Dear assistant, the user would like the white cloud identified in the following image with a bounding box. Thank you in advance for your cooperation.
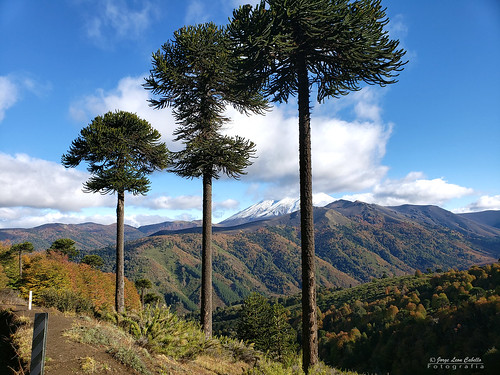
[69,75,178,149]
[352,88,382,122]
[460,195,500,212]
[224,104,391,197]
[72,76,392,200]
[341,172,475,207]
[185,0,209,25]
[144,195,202,210]
[0,208,119,229]
[0,153,114,212]
[81,0,156,46]
[0,74,52,122]
[0,76,19,121]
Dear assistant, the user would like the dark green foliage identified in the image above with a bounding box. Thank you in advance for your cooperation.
[212,264,500,374]
[144,22,267,119]
[229,1,406,370]
[135,278,153,306]
[169,134,256,180]
[10,241,34,279]
[317,264,500,374]
[229,0,407,104]
[144,21,265,181]
[144,293,161,305]
[48,238,79,260]
[10,242,34,255]
[81,254,104,269]
[62,110,169,313]
[145,22,266,337]
[62,110,169,195]
[238,293,297,362]
[37,287,94,314]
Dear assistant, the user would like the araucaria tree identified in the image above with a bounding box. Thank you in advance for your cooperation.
[48,238,79,260]
[62,110,169,313]
[11,241,34,279]
[144,22,267,338]
[229,0,406,371]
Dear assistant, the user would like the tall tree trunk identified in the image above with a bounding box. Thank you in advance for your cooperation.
[201,173,213,338]
[115,190,125,314]
[18,251,22,279]
[297,54,318,373]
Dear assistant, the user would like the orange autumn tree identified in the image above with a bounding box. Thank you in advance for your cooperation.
[20,252,140,311]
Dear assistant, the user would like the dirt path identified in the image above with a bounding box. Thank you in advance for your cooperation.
[1,289,251,375]
[0,289,140,374]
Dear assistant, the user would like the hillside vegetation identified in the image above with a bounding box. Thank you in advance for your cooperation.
[213,264,500,374]
[0,245,357,375]
[0,242,140,313]
[84,202,499,312]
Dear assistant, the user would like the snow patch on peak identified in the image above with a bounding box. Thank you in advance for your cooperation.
[313,192,336,207]
[221,193,336,226]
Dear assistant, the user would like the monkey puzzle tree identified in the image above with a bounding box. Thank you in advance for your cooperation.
[62,110,169,313]
[229,0,406,370]
[48,238,79,260]
[144,22,267,338]
[135,278,153,306]
[81,254,104,269]
[10,241,34,279]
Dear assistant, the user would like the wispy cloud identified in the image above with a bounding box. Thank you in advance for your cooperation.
[0,74,51,122]
[184,0,209,25]
[80,0,156,47]
[0,76,19,121]
[386,13,416,64]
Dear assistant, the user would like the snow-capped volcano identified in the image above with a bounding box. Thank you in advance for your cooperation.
[220,193,335,226]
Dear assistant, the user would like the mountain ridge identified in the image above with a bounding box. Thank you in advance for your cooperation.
[3,200,498,312]
[219,193,335,226]
[1,201,499,250]
[84,201,500,312]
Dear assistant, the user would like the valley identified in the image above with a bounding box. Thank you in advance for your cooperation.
[68,201,500,312]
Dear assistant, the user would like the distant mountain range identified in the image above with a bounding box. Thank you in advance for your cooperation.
[2,199,499,312]
[0,220,200,250]
[1,198,499,250]
[68,200,499,312]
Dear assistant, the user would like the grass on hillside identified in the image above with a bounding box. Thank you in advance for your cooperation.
[5,299,358,375]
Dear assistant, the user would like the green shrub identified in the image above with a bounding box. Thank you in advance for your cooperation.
[123,303,210,359]
[218,336,260,363]
[37,288,94,314]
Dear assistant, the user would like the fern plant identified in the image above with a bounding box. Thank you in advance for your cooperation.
[124,303,211,359]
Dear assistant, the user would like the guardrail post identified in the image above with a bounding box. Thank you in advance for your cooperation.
[30,312,48,375]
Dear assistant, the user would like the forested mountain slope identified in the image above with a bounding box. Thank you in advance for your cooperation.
[213,263,500,374]
[84,203,499,312]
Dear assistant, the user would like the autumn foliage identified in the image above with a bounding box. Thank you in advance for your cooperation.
[19,252,140,312]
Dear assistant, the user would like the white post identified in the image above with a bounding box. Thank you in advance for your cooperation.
[29,290,32,310]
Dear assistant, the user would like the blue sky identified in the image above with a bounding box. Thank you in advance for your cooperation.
[1,0,499,229]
